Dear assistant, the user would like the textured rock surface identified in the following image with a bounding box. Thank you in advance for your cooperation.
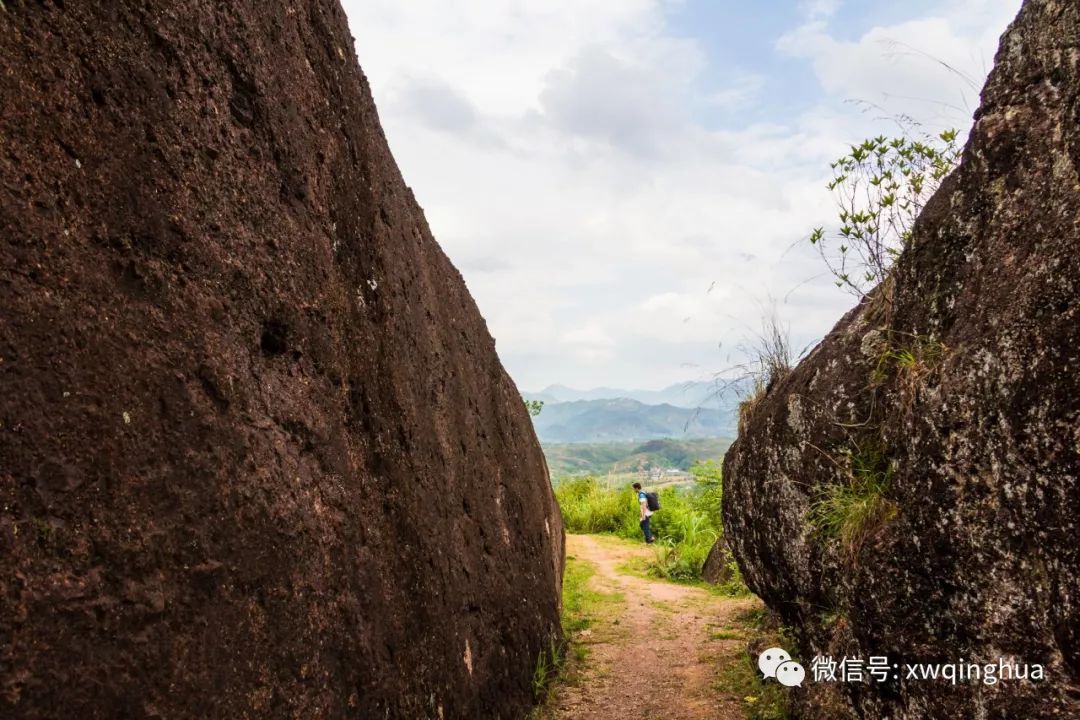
[721,1,1079,718]
[0,3,563,718]
[700,537,734,587]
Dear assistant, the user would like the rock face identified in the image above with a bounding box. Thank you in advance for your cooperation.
[700,538,734,587]
[721,2,1079,718]
[0,3,563,718]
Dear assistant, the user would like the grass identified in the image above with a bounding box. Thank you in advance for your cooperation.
[715,608,792,720]
[731,305,793,432]
[809,439,899,554]
[531,637,565,703]
[529,554,625,718]
[709,628,746,641]
[870,333,947,401]
[648,527,717,583]
[714,557,753,598]
[737,379,768,434]
[561,554,623,636]
[807,332,937,558]
[553,476,639,536]
[719,654,791,720]
[615,547,749,598]
[553,462,746,591]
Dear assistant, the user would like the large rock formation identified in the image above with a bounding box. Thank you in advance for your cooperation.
[0,3,563,718]
[721,1,1079,718]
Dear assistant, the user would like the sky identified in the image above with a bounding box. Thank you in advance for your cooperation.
[340,0,1021,392]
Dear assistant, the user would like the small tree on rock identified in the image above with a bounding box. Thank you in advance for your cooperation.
[811,129,960,296]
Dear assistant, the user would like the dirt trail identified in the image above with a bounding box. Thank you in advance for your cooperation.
[554,534,760,720]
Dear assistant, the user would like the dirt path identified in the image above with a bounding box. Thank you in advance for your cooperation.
[552,534,760,720]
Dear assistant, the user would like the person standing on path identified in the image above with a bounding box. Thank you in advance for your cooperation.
[633,482,655,543]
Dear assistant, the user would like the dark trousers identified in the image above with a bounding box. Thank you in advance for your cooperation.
[640,516,654,542]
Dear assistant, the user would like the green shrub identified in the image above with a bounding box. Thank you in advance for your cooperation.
[648,538,709,582]
[645,489,719,582]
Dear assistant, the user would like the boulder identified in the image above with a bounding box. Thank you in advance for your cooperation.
[701,536,734,586]
[0,2,563,718]
[721,1,1080,717]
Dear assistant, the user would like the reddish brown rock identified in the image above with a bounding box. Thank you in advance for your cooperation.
[0,2,563,718]
[700,537,734,586]
[721,1,1079,717]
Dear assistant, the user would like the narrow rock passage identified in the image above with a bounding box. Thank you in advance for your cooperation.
[554,534,759,720]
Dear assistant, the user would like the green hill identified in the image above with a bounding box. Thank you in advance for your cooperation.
[543,437,731,479]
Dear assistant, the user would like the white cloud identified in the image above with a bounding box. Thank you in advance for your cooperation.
[538,46,693,158]
[393,77,480,135]
[341,0,1020,391]
[778,0,1021,125]
[800,0,842,21]
[705,74,767,112]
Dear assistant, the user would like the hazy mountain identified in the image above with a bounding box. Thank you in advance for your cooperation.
[529,397,735,443]
[523,380,743,443]
[523,391,560,405]
[530,380,740,409]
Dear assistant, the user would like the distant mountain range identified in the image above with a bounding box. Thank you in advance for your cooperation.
[524,381,741,443]
[527,381,726,409]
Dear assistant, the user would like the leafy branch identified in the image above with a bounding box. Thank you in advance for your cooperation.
[811,128,960,296]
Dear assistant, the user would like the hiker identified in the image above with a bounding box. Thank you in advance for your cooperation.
[633,482,657,543]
